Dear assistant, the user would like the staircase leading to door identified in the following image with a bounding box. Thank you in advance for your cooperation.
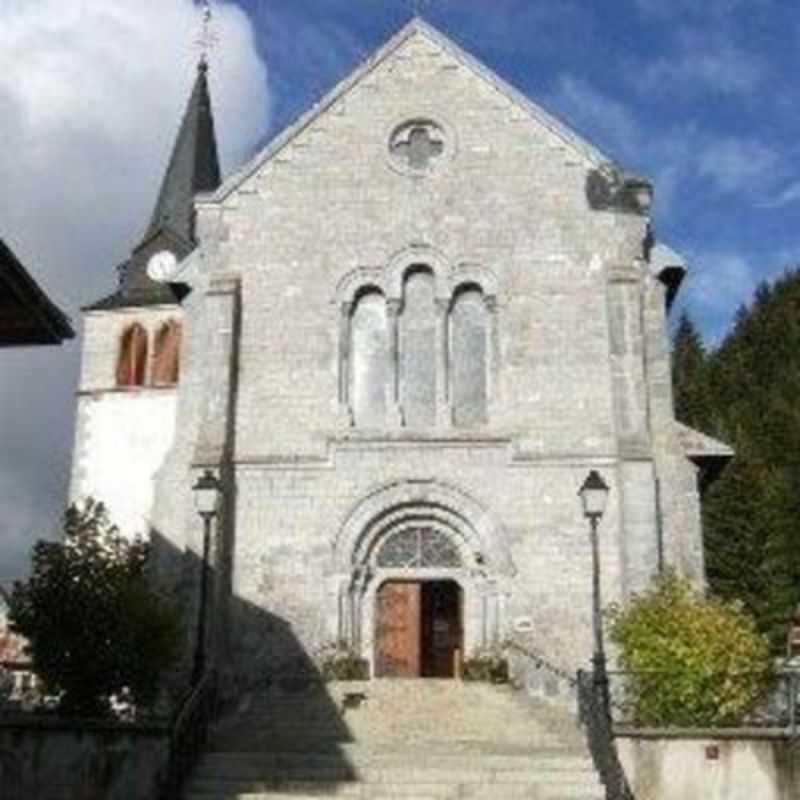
[182,679,605,799]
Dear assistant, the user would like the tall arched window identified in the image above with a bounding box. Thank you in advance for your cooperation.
[451,286,489,427]
[350,289,388,426]
[400,267,436,427]
[116,323,148,387]
[152,320,182,386]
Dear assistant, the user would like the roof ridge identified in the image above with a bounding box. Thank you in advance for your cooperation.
[204,17,613,206]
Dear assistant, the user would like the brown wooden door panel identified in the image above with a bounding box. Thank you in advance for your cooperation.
[375,582,421,677]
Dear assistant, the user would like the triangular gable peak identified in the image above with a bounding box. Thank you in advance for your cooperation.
[206,18,616,204]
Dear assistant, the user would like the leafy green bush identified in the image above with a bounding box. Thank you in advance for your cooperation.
[9,499,182,717]
[607,571,774,727]
[316,641,369,681]
[462,647,509,683]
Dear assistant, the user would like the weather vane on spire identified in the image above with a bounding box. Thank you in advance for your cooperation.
[196,0,219,70]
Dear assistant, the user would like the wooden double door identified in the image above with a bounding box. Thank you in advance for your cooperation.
[375,580,463,678]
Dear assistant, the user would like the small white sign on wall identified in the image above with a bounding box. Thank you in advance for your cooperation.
[513,617,534,633]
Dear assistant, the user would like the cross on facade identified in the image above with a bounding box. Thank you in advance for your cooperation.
[392,125,444,170]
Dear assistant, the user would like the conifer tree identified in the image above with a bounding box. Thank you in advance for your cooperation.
[685,268,800,651]
[671,311,714,433]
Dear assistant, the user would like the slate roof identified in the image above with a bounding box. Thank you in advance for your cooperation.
[676,421,734,491]
[650,242,687,310]
[86,62,221,311]
[0,239,74,346]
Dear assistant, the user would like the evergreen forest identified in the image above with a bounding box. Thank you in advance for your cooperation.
[672,267,800,651]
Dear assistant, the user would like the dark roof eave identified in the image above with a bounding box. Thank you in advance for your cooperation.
[83,282,190,312]
[0,240,75,345]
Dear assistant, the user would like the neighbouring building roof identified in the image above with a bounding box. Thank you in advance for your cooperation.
[676,422,734,491]
[650,242,687,310]
[87,61,221,311]
[0,239,74,347]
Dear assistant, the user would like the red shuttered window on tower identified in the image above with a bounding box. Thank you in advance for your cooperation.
[152,320,182,386]
[116,324,148,387]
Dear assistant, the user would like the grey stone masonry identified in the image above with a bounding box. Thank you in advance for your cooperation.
[69,19,729,692]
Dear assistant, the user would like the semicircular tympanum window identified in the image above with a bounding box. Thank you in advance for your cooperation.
[375,528,462,569]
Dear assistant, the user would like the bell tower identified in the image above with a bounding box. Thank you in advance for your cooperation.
[69,59,221,537]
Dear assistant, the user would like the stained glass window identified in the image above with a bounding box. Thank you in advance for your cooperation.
[376,528,462,568]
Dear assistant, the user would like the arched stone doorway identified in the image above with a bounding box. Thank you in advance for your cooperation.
[331,479,515,678]
[373,527,465,678]
[376,578,463,678]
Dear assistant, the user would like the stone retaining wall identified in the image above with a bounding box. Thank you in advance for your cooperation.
[617,731,800,800]
[0,714,169,800]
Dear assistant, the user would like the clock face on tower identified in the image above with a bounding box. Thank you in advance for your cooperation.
[146,250,178,283]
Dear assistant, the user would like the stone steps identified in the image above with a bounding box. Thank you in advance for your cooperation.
[181,680,604,800]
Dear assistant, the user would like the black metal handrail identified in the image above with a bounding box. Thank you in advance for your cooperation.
[607,668,800,737]
[506,639,579,690]
[506,639,634,800]
[577,670,635,800]
[160,670,218,800]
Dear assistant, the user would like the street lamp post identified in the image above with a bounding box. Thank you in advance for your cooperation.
[191,469,221,686]
[578,470,611,699]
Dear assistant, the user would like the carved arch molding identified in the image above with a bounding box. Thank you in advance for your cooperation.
[331,479,515,659]
[335,247,500,428]
[332,478,515,576]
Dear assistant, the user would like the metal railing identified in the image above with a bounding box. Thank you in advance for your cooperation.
[506,641,634,800]
[160,670,218,800]
[607,669,800,737]
[577,670,636,800]
[506,639,580,691]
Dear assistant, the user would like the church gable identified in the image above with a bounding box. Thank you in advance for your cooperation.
[209,19,614,203]
[192,20,655,461]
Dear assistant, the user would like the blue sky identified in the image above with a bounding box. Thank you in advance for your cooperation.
[0,0,796,575]
[237,0,800,340]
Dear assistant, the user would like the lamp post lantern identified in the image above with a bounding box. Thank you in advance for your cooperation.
[578,470,611,695]
[191,469,221,686]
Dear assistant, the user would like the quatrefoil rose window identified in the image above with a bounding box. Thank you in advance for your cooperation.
[389,119,447,174]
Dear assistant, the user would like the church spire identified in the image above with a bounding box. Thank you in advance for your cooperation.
[88,60,222,310]
[144,59,221,251]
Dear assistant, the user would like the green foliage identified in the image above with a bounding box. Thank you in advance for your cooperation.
[671,311,715,433]
[672,274,800,650]
[608,572,774,726]
[461,646,509,683]
[9,499,182,717]
[316,641,369,681]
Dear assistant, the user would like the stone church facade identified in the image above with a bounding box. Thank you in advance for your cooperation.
[70,20,730,685]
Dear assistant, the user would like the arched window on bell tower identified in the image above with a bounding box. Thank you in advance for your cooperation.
[152,320,182,386]
[116,323,148,388]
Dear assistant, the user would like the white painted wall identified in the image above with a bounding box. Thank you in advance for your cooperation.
[618,737,799,800]
[71,390,177,538]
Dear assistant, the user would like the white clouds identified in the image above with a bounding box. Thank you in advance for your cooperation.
[760,180,800,209]
[0,0,268,575]
[683,249,791,343]
[550,75,642,161]
[630,29,765,97]
[634,0,772,19]
[697,138,777,193]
